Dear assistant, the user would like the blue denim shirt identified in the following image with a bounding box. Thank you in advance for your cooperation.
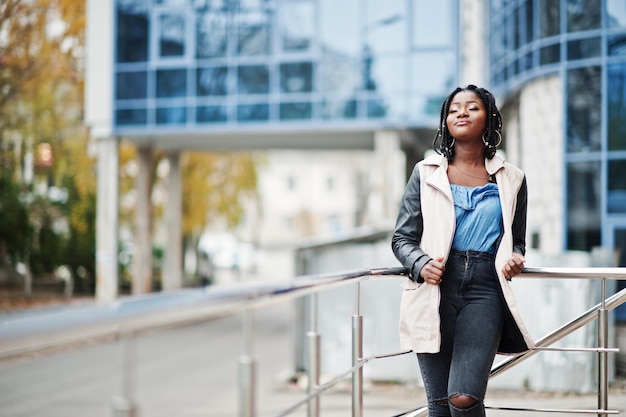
[450,183,503,254]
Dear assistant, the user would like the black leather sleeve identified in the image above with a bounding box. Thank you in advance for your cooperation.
[391,164,432,283]
[512,175,528,256]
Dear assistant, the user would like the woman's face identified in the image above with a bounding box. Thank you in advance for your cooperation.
[446,90,487,141]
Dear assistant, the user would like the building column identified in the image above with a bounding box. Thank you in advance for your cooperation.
[132,145,153,294]
[373,130,405,225]
[95,137,119,303]
[162,151,183,291]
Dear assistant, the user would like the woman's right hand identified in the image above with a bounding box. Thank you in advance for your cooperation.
[420,256,445,285]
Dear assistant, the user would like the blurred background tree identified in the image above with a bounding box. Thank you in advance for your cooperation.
[0,0,260,296]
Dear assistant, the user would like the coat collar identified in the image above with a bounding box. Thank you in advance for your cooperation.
[423,152,507,176]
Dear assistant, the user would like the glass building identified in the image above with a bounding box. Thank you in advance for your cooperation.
[113,0,458,134]
[489,0,626,255]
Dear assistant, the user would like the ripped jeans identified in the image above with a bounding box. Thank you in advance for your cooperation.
[417,250,504,417]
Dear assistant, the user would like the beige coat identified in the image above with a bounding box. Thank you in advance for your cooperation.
[394,153,535,354]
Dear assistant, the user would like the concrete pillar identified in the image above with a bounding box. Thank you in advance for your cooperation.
[162,151,183,290]
[95,137,119,303]
[132,145,153,294]
[373,130,405,225]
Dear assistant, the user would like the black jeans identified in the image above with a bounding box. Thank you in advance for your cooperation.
[417,250,504,417]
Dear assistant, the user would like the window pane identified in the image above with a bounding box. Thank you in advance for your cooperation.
[156,106,187,124]
[567,0,601,32]
[196,11,228,58]
[116,71,147,99]
[539,43,560,64]
[197,105,228,123]
[539,0,560,38]
[365,0,407,53]
[608,35,626,56]
[236,11,271,56]
[608,63,626,150]
[608,160,626,213]
[280,62,313,93]
[321,99,357,119]
[156,69,187,97]
[607,0,626,28]
[320,0,359,56]
[411,52,455,94]
[279,102,312,120]
[237,104,269,122]
[567,67,601,152]
[567,37,601,60]
[413,0,453,47]
[279,2,314,52]
[197,67,228,96]
[116,4,149,62]
[567,161,601,251]
[368,56,405,95]
[116,108,147,125]
[237,65,269,94]
[159,13,185,57]
[319,56,360,93]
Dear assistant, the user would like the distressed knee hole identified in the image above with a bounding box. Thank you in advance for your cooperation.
[449,394,477,409]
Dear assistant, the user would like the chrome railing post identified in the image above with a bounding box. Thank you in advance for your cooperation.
[307,293,320,417]
[239,309,256,417]
[111,330,138,417]
[352,282,363,417]
[598,278,609,417]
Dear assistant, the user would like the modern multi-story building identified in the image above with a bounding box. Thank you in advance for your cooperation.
[487,1,626,320]
[86,0,460,300]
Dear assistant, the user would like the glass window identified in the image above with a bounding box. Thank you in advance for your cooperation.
[237,65,269,94]
[280,62,313,93]
[321,99,357,119]
[116,71,148,99]
[608,35,626,56]
[159,12,186,57]
[319,55,360,93]
[539,0,560,38]
[237,103,269,122]
[608,63,626,150]
[196,105,228,123]
[607,0,626,28]
[156,106,187,124]
[411,52,456,94]
[367,97,388,118]
[524,0,534,44]
[567,0,601,32]
[567,161,601,251]
[608,160,626,213]
[196,11,228,58]
[567,66,601,152]
[539,43,560,65]
[320,0,360,56]
[365,0,407,53]
[116,4,149,63]
[116,108,147,125]
[491,20,506,61]
[236,10,271,56]
[197,67,228,96]
[567,37,601,60]
[366,55,406,95]
[279,2,314,52]
[279,102,313,120]
[156,69,187,97]
[412,0,452,48]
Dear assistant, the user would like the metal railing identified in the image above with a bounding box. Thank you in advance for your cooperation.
[0,266,625,417]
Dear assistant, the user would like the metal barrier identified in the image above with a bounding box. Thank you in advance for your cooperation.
[0,266,625,417]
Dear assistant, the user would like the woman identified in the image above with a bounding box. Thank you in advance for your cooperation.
[392,85,534,417]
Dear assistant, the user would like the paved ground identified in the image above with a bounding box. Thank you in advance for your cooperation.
[0,299,625,417]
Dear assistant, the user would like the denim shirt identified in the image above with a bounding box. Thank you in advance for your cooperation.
[450,183,503,254]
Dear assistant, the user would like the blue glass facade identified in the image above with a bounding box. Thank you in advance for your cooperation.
[113,0,458,133]
[490,0,626,256]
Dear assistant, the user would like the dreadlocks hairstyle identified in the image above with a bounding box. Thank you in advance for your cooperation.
[433,84,503,162]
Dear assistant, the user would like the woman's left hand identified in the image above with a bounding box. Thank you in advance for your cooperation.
[502,253,525,279]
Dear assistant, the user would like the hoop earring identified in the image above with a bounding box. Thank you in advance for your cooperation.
[482,131,503,148]
[494,130,502,147]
